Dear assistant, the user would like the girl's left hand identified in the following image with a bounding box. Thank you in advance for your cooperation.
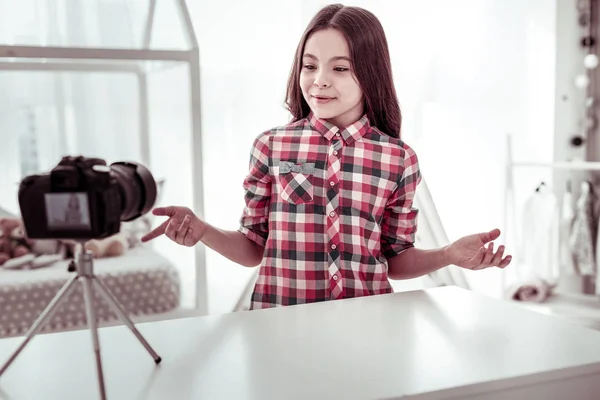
[445,228,512,270]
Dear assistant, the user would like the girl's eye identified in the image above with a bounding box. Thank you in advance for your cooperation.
[303,65,316,70]
[334,67,349,72]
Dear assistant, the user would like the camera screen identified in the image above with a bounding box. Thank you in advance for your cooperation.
[44,192,91,230]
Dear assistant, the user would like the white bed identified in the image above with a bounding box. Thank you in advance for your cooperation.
[0,246,180,337]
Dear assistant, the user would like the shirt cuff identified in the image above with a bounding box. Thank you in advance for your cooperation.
[382,242,415,259]
[238,226,267,248]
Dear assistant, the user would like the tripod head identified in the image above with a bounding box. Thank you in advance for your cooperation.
[66,240,94,273]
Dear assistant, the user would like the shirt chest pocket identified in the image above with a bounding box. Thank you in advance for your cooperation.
[278,161,315,205]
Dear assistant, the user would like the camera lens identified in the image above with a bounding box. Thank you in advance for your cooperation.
[109,162,157,222]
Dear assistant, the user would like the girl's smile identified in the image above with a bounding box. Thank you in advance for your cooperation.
[311,95,337,104]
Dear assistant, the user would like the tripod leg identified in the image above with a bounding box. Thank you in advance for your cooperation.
[81,276,107,400]
[0,274,79,377]
[92,277,161,364]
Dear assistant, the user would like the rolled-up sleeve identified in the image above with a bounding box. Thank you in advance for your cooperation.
[238,132,271,247]
[381,144,422,258]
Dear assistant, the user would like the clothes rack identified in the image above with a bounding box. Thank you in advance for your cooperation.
[503,133,600,293]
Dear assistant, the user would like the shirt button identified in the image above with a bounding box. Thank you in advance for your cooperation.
[329,181,335,187]
[333,150,338,156]
[333,275,339,281]
[329,211,335,217]
[331,244,337,250]
[335,132,341,136]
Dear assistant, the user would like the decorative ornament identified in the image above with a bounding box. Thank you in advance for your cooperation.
[571,135,585,147]
[584,54,599,69]
[585,115,598,130]
[581,36,596,47]
[575,74,591,88]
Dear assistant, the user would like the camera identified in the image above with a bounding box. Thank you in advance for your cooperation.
[18,156,157,240]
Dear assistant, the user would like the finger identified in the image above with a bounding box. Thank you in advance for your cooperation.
[183,232,197,247]
[183,224,202,247]
[152,206,179,217]
[478,228,501,244]
[165,218,181,241]
[141,220,168,242]
[498,254,513,269]
[490,245,505,266]
[480,242,495,266]
[470,247,487,270]
[176,215,192,244]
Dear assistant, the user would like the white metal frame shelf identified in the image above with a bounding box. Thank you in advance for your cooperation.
[0,0,208,315]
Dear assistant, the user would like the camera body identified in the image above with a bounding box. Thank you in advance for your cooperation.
[18,156,156,240]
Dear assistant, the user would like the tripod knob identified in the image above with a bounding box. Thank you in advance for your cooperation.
[67,260,76,273]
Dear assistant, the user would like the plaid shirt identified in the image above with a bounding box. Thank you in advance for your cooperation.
[239,112,421,309]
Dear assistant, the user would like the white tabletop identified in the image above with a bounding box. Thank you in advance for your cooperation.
[1,286,600,400]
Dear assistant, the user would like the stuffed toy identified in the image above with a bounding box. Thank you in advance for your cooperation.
[0,221,140,262]
[84,231,131,258]
[0,177,166,264]
[0,218,34,265]
[0,229,10,266]
[0,217,71,267]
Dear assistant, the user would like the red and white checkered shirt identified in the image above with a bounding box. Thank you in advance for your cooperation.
[239,112,421,310]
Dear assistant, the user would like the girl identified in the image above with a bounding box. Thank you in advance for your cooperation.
[141,4,512,309]
[64,193,83,226]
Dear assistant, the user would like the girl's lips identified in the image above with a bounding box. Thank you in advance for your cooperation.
[312,95,336,104]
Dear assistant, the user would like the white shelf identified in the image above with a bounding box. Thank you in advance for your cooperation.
[0,45,193,62]
[0,59,184,74]
[0,60,143,73]
[511,161,600,171]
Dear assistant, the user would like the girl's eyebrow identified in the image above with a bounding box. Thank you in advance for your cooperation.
[303,53,351,62]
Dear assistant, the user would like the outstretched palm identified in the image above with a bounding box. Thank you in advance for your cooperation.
[446,228,512,270]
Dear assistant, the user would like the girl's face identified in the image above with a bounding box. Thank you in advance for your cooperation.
[68,195,79,210]
[300,28,364,129]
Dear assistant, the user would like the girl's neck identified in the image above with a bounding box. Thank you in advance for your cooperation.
[323,105,364,130]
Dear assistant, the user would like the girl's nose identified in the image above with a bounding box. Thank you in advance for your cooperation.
[313,70,330,88]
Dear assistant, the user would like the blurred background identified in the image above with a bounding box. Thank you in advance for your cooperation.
[1,0,599,335]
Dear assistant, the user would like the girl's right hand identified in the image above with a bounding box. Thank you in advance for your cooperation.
[141,206,206,247]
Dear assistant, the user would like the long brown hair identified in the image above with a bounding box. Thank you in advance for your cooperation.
[285,4,402,138]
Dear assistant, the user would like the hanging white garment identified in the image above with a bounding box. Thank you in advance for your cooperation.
[594,185,600,294]
[559,185,576,275]
[569,181,596,276]
[519,184,560,284]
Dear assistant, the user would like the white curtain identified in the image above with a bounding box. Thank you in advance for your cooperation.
[0,0,557,313]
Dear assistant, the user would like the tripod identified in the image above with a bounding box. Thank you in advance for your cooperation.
[0,245,162,400]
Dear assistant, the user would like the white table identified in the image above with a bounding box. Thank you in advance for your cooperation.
[1,286,600,400]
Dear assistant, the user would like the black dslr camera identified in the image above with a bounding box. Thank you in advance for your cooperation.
[18,156,157,240]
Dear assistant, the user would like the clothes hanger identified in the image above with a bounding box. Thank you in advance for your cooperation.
[535,181,546,192]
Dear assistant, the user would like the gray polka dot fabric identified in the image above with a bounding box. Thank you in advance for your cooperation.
[0,247,180,338]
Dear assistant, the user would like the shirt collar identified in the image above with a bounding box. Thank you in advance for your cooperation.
[308,112,370,145]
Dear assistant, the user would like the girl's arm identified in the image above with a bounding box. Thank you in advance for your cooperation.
[387,247,450,280]
[200,224,265,267]
[381,145,511,279]
[142,133,272,269]
[387,229,511,279]
[141,206,265,267]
